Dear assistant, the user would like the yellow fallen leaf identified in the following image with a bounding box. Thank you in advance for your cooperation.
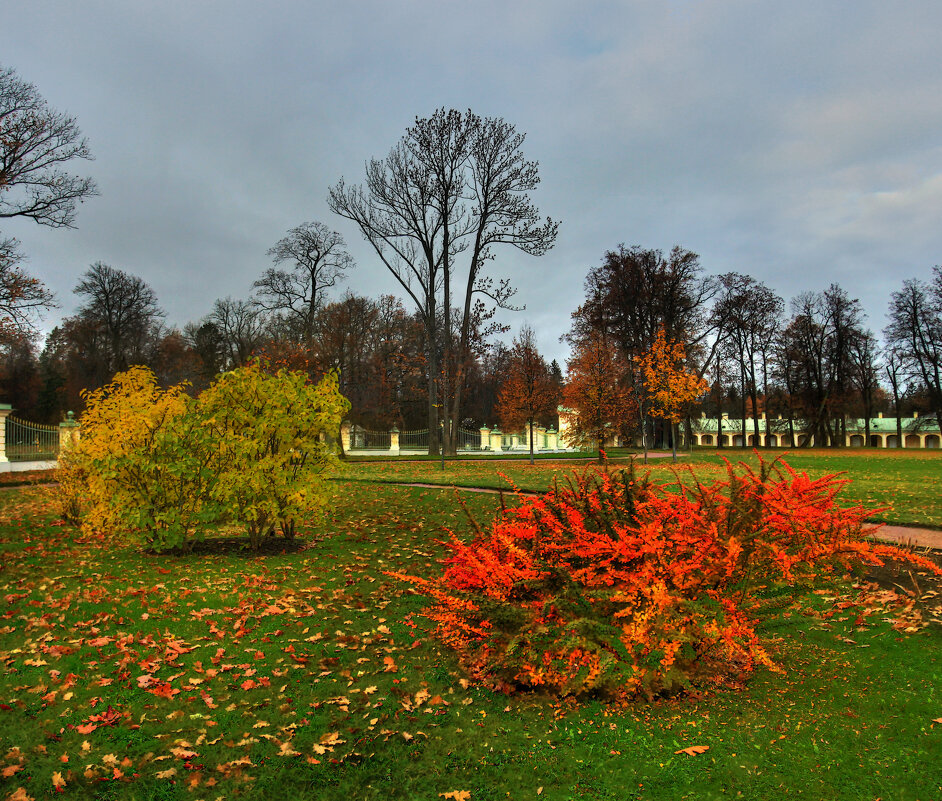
[51,771,66,789]
[439,792,471,801]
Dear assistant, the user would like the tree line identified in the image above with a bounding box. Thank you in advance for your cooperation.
[2,63,941,451]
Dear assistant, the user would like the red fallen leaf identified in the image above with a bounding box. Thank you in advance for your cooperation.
[1,763,24,777]
[75,723,98,734]
[241,679,257,691]
[86,637,111,648]
[675,745,710,756]
[157,568,172,574]
[383,656,398,673]
[147,682,180,699]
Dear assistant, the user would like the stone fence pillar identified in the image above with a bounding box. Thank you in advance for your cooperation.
[340,421,352,452]
[546,426,558,451]
[490,426,503,453]
[389,425,400,455]
[59,411,81,452]
[0,404,10,463]
[479,426,490,451]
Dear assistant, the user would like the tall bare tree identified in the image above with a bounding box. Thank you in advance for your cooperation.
[254,221,353,342]
[329,108,558,455]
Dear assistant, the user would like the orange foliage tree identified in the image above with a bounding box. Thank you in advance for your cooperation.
[562,333,637,461]
[495,326,559,464]
[637,326,708,462]
[392,456,942,701]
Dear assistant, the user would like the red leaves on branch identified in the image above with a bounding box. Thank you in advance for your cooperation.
[393,454,941,700]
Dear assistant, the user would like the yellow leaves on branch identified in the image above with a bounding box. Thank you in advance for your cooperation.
[57,362,351,550]
[637,327,708,424]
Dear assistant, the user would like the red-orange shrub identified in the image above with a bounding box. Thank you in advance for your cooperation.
[393,456,940,700]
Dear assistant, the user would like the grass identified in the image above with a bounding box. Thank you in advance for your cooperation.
[0,479,940,800]
[336,447,942,528]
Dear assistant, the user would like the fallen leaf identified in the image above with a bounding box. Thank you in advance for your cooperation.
[156,767,178,779]
[675,745,710,756]
[439,792,471,801]
[51,771,66,789]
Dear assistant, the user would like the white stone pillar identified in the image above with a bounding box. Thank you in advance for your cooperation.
[490,427,503,453]
[389,425,400,455]
[546,427,558,451]
[0,404,10,463]
[479,426,490,450]
[340,421,352,453]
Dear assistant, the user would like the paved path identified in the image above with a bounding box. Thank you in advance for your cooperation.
[400,482,942,552]
[864,524,942,551]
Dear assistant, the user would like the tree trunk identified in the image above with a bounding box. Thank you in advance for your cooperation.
[671,421,677,463]
[529,419,535,466]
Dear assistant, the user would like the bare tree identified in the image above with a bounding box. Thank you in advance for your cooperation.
[0,238,56,341]
[885,268,942,434]
[0,66,98,227]
[205,297,267,369]
[253,221,353,342]
[329,108,558,455]
[72,262,164,381]
[0,66,98,335]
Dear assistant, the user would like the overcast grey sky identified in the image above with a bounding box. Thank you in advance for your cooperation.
[3,0,942,363]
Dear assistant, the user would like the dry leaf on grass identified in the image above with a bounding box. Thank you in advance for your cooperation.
[674,745,710,756]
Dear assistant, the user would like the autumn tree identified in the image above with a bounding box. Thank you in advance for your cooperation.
[569,245,718,449]
[637,327,709,461]
[495,326,558,464]
[329,108,558,456]
[562,333,636,462]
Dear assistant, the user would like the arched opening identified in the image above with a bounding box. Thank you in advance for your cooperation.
[797,435,808,447]
[767,434,778,447]
[721,435,730,446]
[849,435,864,447]
[869,435,883,448]
[780,435,794,447]
[905,434,921,448]
[748,434,758,446]
[700,434,714,446]
[733,435,744,447]
[925,434,940,449]
[887,435,899,448]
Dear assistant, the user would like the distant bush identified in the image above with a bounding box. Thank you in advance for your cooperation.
[392,456,942,701]
[59,363,349,551]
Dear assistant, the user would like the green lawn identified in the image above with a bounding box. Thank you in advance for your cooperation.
[1,480,940,800]
[336,448,942,528]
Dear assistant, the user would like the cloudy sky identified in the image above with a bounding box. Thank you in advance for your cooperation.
[3,1,942,363]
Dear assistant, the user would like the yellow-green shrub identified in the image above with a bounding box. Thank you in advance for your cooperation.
[59,364,350,551]
[63,366,221,550]
[198,364,350,548]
